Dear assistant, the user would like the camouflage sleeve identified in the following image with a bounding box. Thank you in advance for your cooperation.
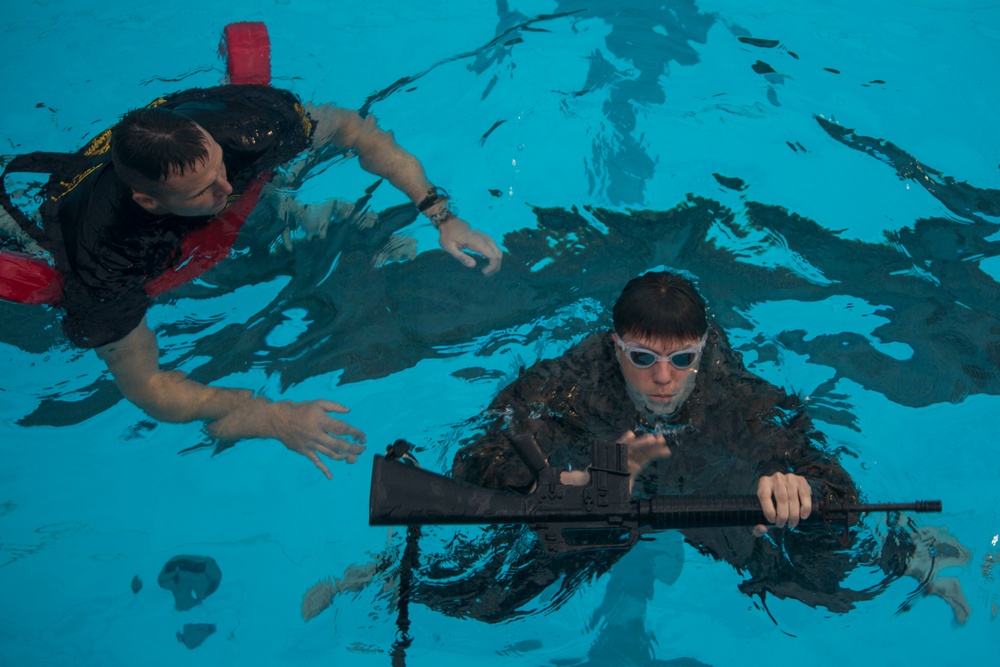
[451,335,608,490]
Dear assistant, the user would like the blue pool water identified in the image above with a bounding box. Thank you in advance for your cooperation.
[2,1,999,665]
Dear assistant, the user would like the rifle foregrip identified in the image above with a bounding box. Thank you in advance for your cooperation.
[639,495,768,529]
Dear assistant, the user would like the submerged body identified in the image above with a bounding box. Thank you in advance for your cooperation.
[432,326,897,620]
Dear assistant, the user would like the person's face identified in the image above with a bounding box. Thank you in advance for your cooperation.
[614,331,704,418]
[132,127,233,217]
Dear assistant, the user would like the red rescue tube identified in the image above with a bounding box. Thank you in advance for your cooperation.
[0,250,64,305]
[221,22,271,85]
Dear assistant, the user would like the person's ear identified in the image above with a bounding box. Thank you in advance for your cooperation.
[131,191,164,214]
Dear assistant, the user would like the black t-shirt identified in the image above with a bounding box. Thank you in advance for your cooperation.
[53,85,313,348]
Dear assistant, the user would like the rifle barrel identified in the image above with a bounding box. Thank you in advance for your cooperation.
[829,500,942,514]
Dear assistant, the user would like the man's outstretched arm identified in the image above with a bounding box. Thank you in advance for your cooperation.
[305,103,503,275]
[97,316,366,478]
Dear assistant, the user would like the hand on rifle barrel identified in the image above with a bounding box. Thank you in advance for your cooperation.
[753,472,813,537]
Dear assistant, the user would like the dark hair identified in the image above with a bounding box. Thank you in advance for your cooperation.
[612,270,708,342]
[111,107,208,192]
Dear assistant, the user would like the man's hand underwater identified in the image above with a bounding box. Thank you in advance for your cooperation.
[211,398,366,479]
[437,216,503,275]
[274,400,367,479]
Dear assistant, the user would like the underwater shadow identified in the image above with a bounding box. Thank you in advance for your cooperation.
[7,119,1000,427]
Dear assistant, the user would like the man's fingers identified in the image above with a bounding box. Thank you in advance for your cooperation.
[316,409,366,443]
[317,446,361,464]
[322,420,366,444]
[307,452,334,480]
[773,474,793,527]
[473,237,503,275]
[788,477,812,526]
[799,484,813,520]
[317,399,350,414]
[560,469,591,486]
[784,480,800,528]
[317,432,366,457]
[481,252,502,275]
[316,400,365,443]
[451,246,477,268]
[757,477,777,524]
[303,437,363,475]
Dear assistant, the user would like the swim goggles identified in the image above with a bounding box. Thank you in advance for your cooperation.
[614,334,706,370]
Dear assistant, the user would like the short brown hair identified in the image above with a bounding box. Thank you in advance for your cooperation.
[612,270,707,342]
[111,107,208,193]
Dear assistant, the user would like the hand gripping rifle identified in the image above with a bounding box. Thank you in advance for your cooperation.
[369,437,941,554]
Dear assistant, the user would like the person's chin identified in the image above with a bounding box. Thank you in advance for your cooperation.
[641,399,679,419]
[644,397,678,413]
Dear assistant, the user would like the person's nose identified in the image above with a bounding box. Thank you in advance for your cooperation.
[217,175,233,197]
[651,360,677,384]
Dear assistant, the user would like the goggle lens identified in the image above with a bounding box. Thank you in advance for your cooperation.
[628,350,657,368]
[668,351,697,369]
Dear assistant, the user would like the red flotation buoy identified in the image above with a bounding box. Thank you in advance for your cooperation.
[221,21,271,86]
[0,250,64,305]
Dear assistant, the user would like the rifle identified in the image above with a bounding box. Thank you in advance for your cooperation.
[369,438,941,554]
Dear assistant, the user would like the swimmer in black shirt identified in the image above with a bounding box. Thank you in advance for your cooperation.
[53,84,503,480]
